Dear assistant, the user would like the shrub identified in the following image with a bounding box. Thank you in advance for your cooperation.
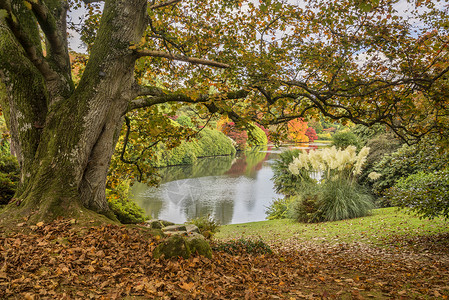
[357,133,403,191]
[331,131,360,150]
[285,146,374,222]
[271,149,303,196]
[351,124,387,146]
[154,128,236,167]
[291,187,322,223]
[318,179,374,221]
[187,215,220,239]
[220,122,248,150]
[0,154,20,205]
[317,133,332,140]
[107,180,147,224]
[247,123,268,146]
[265,197,294,220]
[176,115,195,128]
[371,138,449,197]
[213,239,272,255]
[386,169,449,220]
[291,180,374,223]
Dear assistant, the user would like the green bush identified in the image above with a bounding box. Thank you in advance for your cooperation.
[318,179,374,221]
[386,169,449,220]
[247,123,268,146]
[331,131,360,150]
[187,215,220,239]
[271,149,303,197]
[0,154,20,205]
[317,133,332,140]
[277,146,374,223]
[351,124,387,146]
[265,197,294,220]
[176,115,195,128]
[372,138,449,198]
[291,180,374,223]
[357,133,403,190]
[107,180,147,224]
[154,128,236,167]
[212,239,272,255]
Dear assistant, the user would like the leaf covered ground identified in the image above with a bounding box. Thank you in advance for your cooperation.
[1,218,448,299]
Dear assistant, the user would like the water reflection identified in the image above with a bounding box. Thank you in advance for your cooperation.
[132,143,329,225]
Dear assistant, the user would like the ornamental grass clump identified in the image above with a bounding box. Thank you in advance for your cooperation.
[287,146,374,222]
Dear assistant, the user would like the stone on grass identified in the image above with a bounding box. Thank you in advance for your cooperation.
[187,235,212,259]
[153,235,191,259]
[162,224,187,232]
[185,224,200,234]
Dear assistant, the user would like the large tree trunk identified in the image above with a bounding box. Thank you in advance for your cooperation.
[0,0,148,223]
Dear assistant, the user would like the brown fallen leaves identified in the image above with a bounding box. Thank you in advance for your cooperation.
[0,219,448,299]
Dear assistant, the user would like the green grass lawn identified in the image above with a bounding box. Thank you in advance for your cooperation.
[215,207,449,247]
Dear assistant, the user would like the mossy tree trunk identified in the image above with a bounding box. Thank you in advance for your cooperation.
[0,0,148,222]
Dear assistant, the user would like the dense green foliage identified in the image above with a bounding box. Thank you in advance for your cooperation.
[387,169,449,220]
[106,181,147,224]
[357,133,403,191]
[351,124,387,146]
[0,154,19,205]
[265,197,294,220]
[153,128,236,167]
[271,149,303,197]
[247,124,268,146]
[187,215,220,239]
[372,139,449,197]
[331,131,360,150]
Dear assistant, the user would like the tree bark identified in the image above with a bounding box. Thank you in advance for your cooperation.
[0,0,148,222]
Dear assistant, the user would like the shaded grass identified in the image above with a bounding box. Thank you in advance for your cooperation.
[215,207,449,248]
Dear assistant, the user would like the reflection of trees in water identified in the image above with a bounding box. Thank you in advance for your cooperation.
[178,177,235,225]
[213,200,234,225]
[132,185,164,219]
[226,145,269,179]
[132,145,275,224]
[158,156,234,183]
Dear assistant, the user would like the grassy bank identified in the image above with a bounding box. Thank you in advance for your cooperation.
[216,207,449,248]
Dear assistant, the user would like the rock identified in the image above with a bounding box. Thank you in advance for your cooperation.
[162,225,187,232]
[163,231,188,237]
[186,235,212,259]
[185,224,200,234]
[147,220,163,229]
[152,234,212,259]
[153,235,191,259]
[145,219,176,229]
[160,220,175,227]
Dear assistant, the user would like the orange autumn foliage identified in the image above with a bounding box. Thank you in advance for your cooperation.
[288,118,309,143]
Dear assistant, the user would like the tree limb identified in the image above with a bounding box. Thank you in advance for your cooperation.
[26,0,65,58]
[82,0,103,4]
[128,88,249,111]
[0,1,59,82]
[148,0,181,10]
[135,50,230,68]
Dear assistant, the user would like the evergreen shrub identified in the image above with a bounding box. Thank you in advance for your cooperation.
[331,131,360,149]
[0,154,20,205]
[387,169,449,220]
[107,180,147,224]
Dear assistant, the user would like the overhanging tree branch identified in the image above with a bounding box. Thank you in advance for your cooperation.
[128,88,249,112]
[148,0,181,10]
[135,50,230,68]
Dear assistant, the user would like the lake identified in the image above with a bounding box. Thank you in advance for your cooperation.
[131,143,328,225]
